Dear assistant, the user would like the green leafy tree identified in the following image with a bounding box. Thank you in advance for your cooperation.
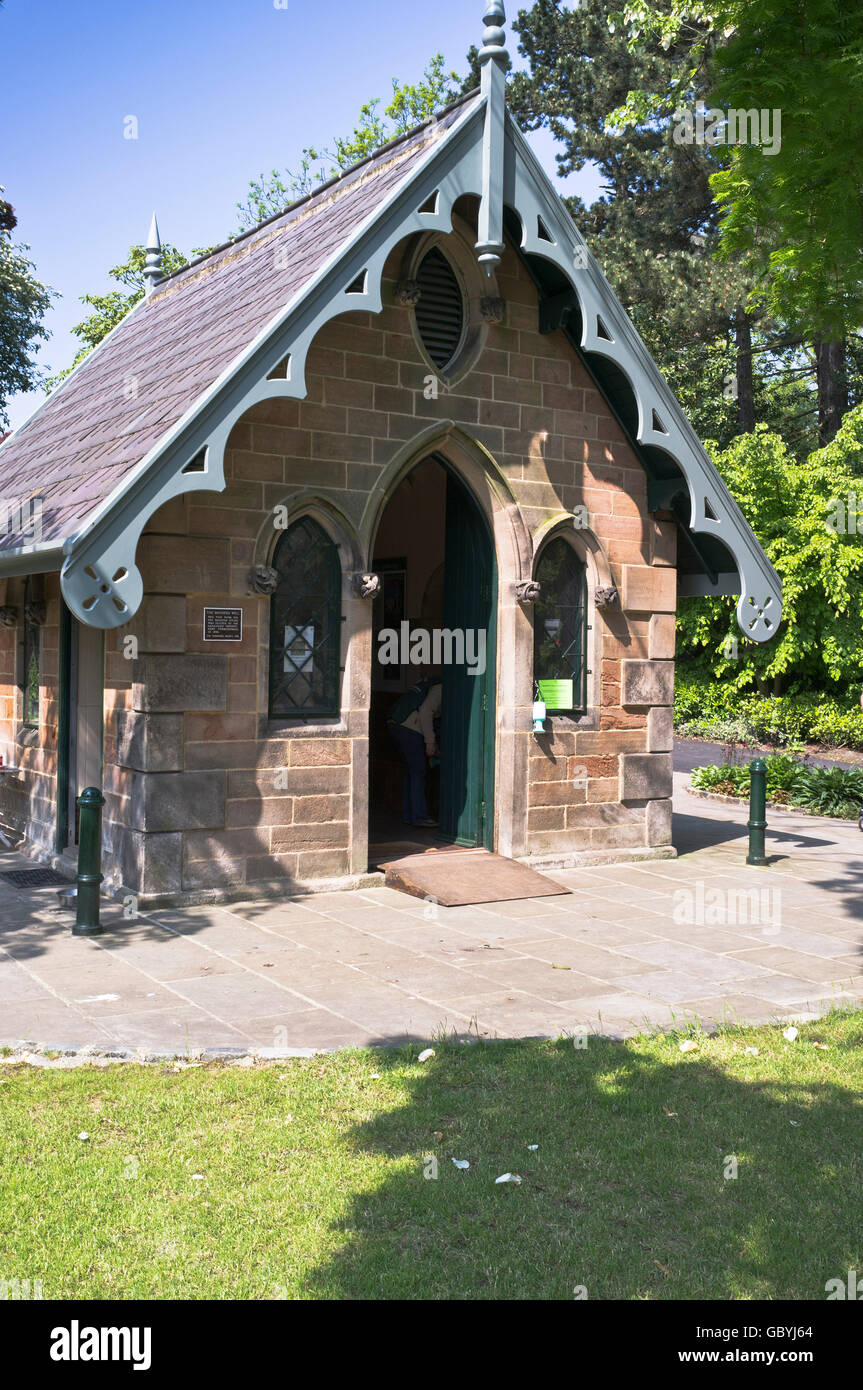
[677,407,863,696]
[509,0,759,446]
[609,1,863,442]
[708,3,863,442]
[236,55,462,230]
[513,0,860,453]
[0,190,54,427]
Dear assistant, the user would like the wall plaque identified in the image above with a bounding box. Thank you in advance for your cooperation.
[203,606,243,642]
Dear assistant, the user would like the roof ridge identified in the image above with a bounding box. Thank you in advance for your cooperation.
[153,86,480,293]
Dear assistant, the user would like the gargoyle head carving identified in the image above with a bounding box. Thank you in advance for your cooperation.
[514,579,541,604]
[594,585,620,609]
[352,572,381,599]
[250,565,279,595]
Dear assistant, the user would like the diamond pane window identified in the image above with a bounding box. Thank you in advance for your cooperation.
[533,538,588,714]
[21,583,40,728]
[22,621,40,726]
[269,517,342,718]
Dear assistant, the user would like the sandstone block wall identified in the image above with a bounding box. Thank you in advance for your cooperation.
[0,576,62,854]
[0,221,680,899]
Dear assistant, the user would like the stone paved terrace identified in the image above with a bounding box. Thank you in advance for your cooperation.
[1,774,861,1054]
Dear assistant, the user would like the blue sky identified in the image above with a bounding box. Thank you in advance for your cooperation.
[1,0,601,432]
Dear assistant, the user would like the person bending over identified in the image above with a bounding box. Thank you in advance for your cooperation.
[387,676,442,828]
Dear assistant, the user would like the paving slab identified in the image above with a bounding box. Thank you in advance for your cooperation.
[0,996,115,1041]
[0,960,55,1002]
[96,1005,252,1049]
[232,1010,379,1049]
[1,766,862,1051]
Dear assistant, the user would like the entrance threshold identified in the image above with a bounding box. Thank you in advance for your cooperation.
[372,844,571,908]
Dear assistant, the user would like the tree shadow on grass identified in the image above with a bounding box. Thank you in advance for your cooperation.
[303,1023,863,1300]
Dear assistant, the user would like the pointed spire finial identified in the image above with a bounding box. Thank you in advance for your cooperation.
[475,2,508,277]
[479,0,508,67]
[143,213,162,296]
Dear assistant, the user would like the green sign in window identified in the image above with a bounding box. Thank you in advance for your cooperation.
[533,538,588,714]
[537,678,574,710]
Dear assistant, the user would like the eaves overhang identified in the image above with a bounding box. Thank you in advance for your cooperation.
[499,113,781,643]
[0,543,65,577]
[21,95,489,628]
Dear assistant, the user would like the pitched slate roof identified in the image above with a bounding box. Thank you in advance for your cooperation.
[0,92,480,557]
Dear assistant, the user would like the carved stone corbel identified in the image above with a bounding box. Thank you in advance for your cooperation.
[0,606,18,628]
[352,572,380,599]
[249,565,279,595]
[394,280,421,308]
[480,296,506,324]
[514,579,541,604]
[594,585,620,609]
[23,601,46,626]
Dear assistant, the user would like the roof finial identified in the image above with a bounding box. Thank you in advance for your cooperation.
[479,0,508,69]
[475,2,508,276]
[143,213,162,296]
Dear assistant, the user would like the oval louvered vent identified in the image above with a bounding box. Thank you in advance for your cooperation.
[414,247,465,369]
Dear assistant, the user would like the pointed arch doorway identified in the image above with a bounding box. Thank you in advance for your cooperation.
[368,453,497,854]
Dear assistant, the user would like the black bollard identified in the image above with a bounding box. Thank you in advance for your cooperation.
[73,787,105,936]
[746,759,768,866]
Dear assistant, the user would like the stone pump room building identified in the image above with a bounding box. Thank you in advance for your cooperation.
[0,5,779,907]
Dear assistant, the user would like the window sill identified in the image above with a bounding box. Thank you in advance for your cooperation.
[260,716,348,739]
[545,709,598,731]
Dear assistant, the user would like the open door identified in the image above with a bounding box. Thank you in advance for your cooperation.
[439,467,496,847]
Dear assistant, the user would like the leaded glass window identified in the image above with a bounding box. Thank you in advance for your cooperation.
[269,517,342,718]
[21,586,40,728]
[533,538,588,714]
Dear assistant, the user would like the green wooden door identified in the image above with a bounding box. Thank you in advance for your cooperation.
[439,466,496,848]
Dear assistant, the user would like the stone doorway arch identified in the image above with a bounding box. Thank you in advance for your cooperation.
[362,422,533,860]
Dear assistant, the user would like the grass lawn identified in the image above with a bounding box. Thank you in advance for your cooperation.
[2,1010,862,1300]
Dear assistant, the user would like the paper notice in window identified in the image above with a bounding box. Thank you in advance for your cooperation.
[284,624,314,673]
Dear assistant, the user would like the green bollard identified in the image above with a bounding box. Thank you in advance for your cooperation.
[746,758,768,866]
[73,787,105,936]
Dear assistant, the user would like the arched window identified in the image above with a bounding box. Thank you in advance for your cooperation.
[533,538,589,715]
[269,517,342,718]
[20,578,41,728]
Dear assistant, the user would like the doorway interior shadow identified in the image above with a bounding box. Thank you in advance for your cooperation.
[367,453,497,861]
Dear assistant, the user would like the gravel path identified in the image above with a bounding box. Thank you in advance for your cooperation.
[674,737,860,776]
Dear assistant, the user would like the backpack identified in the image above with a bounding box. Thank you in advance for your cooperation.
[387,677,438,726]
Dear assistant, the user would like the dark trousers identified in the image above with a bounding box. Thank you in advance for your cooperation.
[388,723,428,824]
